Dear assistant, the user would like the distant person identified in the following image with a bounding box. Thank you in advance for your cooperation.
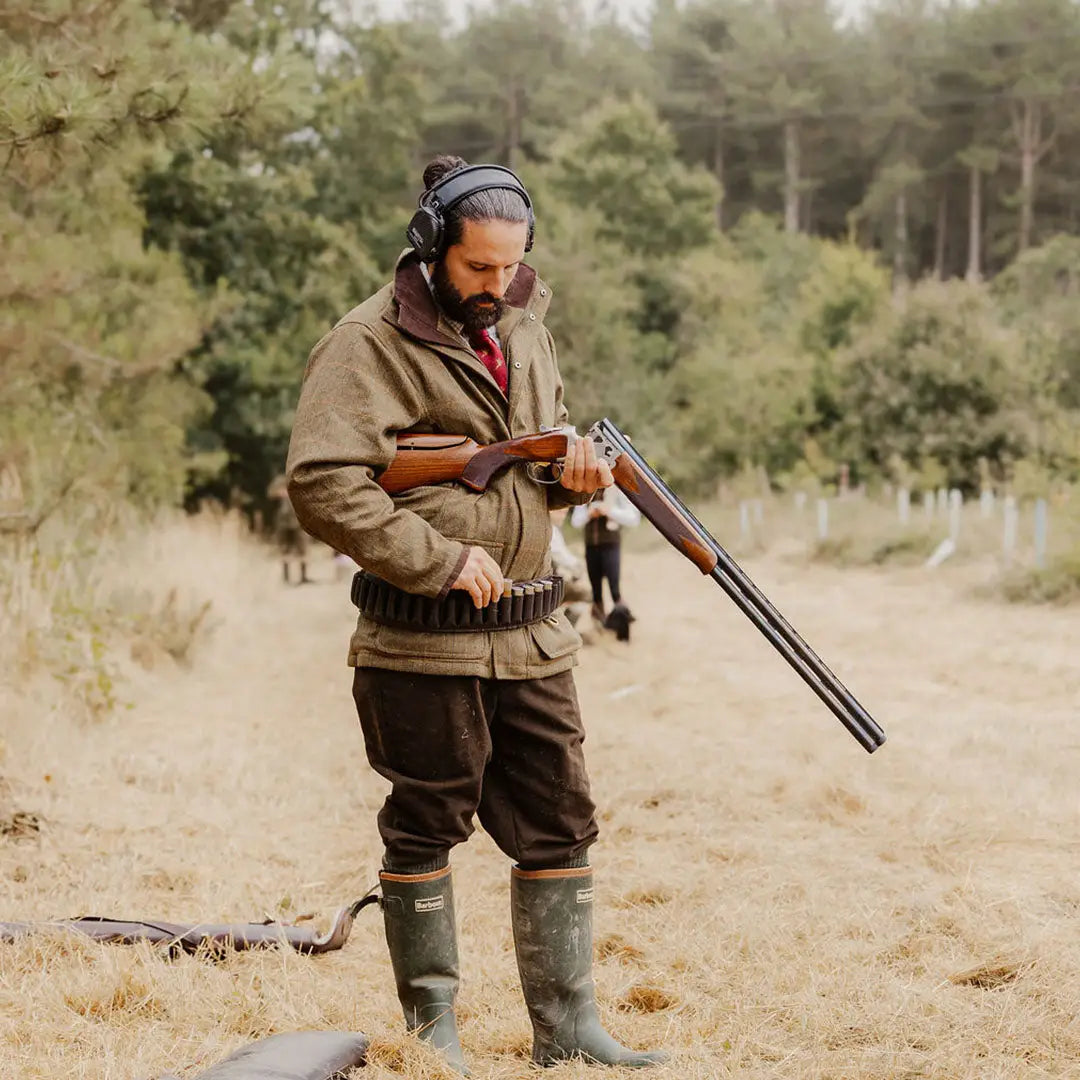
[549,508,592,626]
[333,550,360,583]
[267,474,310,585]
[571,485,640,627]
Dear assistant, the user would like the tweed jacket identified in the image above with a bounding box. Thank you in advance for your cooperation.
[286,250,587,678]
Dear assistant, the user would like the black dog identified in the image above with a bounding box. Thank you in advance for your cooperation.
[603,602,636,642]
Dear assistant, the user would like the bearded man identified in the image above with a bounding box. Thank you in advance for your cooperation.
[286,156,666,1074]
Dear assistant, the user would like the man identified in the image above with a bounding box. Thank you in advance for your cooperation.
[267,472,311,584]
[286,156,666,1074]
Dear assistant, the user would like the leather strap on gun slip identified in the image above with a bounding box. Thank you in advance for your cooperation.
[351,572,564,632]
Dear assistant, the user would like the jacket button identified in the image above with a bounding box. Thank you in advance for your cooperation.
[514,361,522,368]
[540,288,547,296]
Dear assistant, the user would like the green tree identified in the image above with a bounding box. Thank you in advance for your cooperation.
[725,0,846,234]
[0,0,297,512]
[835,280,1036,489]
[414,0,584,167]
[545,96,720,258]
[992,236,1080,476]
[652,0,738,228]
[137,0,429,512]
[850,0,940,296]
[969,0,1080,255]
[139,150,379,508]
[304,21,429,267]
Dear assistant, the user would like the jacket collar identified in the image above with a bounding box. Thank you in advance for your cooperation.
[391,250,460,350]
[388,249,553,421]
[389,249,550,346]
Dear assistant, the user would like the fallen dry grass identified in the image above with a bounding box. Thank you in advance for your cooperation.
[2,520,1080,1079]
[0,508,267,720]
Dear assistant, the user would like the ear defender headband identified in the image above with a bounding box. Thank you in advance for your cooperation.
[406,164,535,262]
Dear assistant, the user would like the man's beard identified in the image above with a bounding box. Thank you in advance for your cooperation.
[431,260,506,333]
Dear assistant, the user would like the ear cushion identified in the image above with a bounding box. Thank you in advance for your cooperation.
[406,206,442,261]
[408,181,535,257]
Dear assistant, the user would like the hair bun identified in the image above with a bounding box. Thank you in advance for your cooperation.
[423,154,468,190]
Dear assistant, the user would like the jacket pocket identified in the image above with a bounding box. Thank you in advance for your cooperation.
[369,622,491,662]
[397,486,505,549]
[444,538,505,567]
[528,611,582,661]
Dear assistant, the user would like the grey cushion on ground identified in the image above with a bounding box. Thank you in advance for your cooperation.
[161,1032,369,1079]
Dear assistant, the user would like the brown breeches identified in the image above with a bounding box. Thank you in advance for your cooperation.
[352,668,598,870]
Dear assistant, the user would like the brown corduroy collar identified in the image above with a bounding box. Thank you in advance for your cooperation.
[389,249,543,350]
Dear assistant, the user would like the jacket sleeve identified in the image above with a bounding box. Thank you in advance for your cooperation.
[286,322,468,599]
[544,329,593,510]
[605,488,641,528]
[569,503,591,529]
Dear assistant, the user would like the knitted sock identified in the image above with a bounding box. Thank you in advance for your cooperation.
[381,851,450,876]
[517,850,590,872]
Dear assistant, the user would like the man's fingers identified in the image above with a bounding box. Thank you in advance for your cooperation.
[484,564,504,598]
[584,436,611,487]
[484,559,504,601]
[453,546,500,607]
[557,437,615,493]
[582,434,596,471]
[561,442,575,489]
[468,568,488,608]
[570,439,586,489]
[582,437,597,483]
[583,437,604,489]
[450,547,504,607]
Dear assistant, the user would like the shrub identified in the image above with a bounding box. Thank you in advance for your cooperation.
[833,280,1035,492]
[993,548,1080,605]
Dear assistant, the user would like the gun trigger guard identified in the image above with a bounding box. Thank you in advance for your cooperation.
[526,461,563,485]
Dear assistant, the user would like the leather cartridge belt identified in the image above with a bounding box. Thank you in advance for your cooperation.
[351,572,564,632]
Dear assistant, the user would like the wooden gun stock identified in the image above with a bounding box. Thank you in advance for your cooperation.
[378,431,570,494]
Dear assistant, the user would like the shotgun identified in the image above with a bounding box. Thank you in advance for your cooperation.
[378,419,886,754]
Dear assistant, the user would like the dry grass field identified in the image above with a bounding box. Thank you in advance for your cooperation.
[2,518,1080,1079]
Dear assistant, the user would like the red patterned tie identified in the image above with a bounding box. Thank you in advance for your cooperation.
[469,327,507,396]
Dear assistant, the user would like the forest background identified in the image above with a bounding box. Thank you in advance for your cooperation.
[5,0,1080,700]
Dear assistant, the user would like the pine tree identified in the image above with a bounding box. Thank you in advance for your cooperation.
[970,0,1080,255]
[0,1,309,509]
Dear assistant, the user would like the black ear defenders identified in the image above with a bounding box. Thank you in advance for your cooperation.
[406,164,535,262]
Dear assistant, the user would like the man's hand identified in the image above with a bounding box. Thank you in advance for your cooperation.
[560,435,613,494]
[450,545,505,608]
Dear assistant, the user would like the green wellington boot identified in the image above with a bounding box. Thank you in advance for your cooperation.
[380,867,470,1076]
[511,866,668,1069]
